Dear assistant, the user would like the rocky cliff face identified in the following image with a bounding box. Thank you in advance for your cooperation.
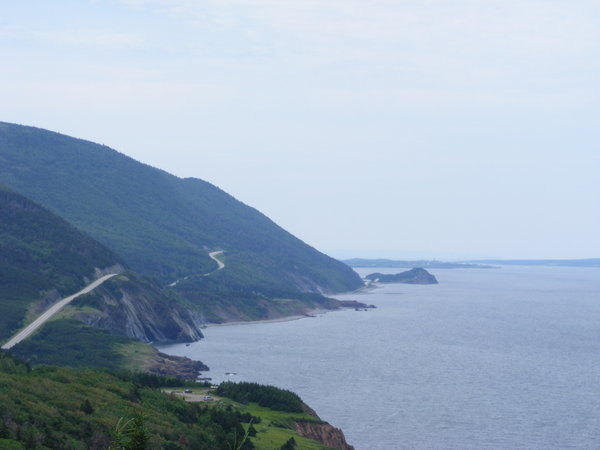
[72,273,205,343]
[143,352,208,379]
[293,420,354,450]
[91,264,127,280]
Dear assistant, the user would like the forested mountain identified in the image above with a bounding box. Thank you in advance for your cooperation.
[0,185,123,341]
[0,122,362,301]
[0,185,208,374]
[0,126,358,449]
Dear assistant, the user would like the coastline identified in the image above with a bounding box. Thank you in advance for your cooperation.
[204,308,331,328]
[202,280,374,330]
[156,296,367,448]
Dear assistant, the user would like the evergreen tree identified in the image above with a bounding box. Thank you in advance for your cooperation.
[279,437,297,450]
[80,399,94,415]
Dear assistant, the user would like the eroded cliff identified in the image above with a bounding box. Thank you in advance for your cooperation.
[293,420,355,450]
[71,272,205,343]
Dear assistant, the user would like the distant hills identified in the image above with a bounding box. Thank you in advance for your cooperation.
[344,258,495,269]
[467,259,600,267]
[366,268,438,284]
[0,122,362,324]
[345,257,600,269]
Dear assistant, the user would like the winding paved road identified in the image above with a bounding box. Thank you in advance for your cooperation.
[168,250,225,287]
[207,251,225,272]
[1,273,119,350]
[2,253,225,349]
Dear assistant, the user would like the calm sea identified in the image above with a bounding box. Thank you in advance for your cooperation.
[159,266,600,449]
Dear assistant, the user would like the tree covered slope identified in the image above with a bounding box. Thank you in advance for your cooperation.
[0,353,254,450]
[0,185,209,373]
[0,122,362,296]
[0,185,124,341]
[0,352,342,449]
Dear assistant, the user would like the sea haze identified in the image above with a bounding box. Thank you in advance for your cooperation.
[159,266,600,449]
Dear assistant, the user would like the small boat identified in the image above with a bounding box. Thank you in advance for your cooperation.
[225,372,237,376]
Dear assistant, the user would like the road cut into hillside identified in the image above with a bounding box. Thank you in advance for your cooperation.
[1,273,119,350]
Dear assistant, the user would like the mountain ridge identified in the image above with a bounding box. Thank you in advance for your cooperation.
[0,122,362,308]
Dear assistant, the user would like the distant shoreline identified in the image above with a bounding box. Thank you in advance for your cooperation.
[199,282,379,331]
[204,308,331,328]
[344,257,600,269]
[203,288,380,329]
[343,258,496,269]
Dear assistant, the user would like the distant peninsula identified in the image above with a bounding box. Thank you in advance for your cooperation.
[345,258,495,269]
[366,268,439,285]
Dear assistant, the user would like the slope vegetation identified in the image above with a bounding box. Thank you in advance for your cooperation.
[0,353,254,449]
[0,122,362,300]
[0,185,123,341]
[0,186,207,374]
[0,352,344,449]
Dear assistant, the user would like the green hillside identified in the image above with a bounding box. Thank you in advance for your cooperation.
[0,186,210,373]
[0,122,362,309]
[0,185,123,341]
[10,318,208,379]
[0,352,339,449]
[0,352,253,449]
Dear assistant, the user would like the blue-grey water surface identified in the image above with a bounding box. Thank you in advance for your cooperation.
[159,266,600,449]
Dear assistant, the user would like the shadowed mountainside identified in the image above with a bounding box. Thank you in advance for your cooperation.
[0,185,124,341]
[0,185,207,375]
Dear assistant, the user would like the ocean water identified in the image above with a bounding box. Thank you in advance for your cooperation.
[159,266,600,449]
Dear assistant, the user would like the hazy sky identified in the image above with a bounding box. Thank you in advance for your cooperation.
[2,0,599,259]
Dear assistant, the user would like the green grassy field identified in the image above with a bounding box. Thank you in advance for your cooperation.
[163,386,333,449]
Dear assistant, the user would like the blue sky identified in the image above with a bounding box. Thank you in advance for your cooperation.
[1,0,599,259]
